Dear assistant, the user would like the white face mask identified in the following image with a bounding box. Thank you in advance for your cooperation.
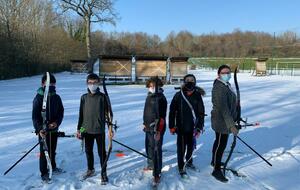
[149,87,155,93]
[88,84,98,93]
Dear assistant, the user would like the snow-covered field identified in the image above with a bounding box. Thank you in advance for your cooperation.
[0,70,299,190]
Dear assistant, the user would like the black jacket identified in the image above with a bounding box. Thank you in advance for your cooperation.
[77,88,109,134]
[143,89,167,133]
[169,88,205,134]
[32,87,64,133]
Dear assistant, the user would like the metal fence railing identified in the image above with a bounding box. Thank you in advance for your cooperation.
[189,58,300,76]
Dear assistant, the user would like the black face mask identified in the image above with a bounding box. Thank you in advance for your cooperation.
[44,86,56,92]
[184,82,195,91]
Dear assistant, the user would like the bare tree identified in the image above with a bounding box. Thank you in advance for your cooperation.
[61,0,118,72]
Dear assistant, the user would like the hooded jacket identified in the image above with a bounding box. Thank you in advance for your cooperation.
[169,87,205,134]
[143,89,167,133]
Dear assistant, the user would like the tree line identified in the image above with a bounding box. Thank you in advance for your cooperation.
[1,0,300,79]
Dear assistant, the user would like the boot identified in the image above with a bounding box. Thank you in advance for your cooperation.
[212,169,228,183]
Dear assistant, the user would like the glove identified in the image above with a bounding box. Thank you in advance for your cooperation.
[169,127,177,135]
[230,126,239,136]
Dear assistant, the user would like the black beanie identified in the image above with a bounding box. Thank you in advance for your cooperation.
[42,73,56,84]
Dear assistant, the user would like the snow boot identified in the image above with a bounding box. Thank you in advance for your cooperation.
[212,169,228,183]
[179,169,188,179]
[82,169,95,180]
[41,173,51,183]
[101,173,109,185]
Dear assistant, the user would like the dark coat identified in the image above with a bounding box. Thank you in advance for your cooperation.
[77,88,109,134]
[211,79,237,134]
[169,87,205,134]
[143,89,167,133]
[32,87,64,133]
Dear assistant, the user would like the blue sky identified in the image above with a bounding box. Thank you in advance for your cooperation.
[95,0,300,40]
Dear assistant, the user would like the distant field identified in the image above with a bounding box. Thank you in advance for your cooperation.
[189,57,300,71]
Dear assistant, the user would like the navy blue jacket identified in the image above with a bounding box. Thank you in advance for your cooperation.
[143,89,167,133]
[32,87,64,133]
[169,87,205,134]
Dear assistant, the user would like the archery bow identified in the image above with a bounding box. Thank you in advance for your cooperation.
[223,67,272,176]
[222,67,240,176]
[101,75,114,177]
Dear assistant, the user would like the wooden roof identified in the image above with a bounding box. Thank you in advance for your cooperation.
[255,57,268,62]
[70,59,87,63]
[135,55,168,61]
[99,55,133,60]
[169,57,189,62]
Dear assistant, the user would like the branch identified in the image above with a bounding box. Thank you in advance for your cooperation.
[61,0,86,17]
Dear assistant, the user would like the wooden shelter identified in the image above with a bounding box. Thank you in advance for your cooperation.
[98,55,189,84]
[99,55,132,82]
[70,59,88,73]
[254,58,268,76]
[135,56,168,82]
[169,57,189,83]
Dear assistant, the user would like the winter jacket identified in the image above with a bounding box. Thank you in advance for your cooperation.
[169,87,205,134]
[143,89,167,133]
[211,79,237,134]
[77,88,109,134]
[32,86,64,133]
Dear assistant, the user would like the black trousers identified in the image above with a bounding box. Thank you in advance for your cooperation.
[212,132,229,170]
[177,132,194,171]
[145,132,164,177]
[84,133,107,175]
[39,132,58,176]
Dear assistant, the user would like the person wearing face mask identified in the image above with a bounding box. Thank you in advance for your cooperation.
[76,73,112,184]
[211,65,239,183]
[142,77,167,185]
[32,73,64,182]
[169,74,205,178]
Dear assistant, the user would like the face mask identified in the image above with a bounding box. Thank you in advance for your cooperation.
[49,86,56,92]
[149,87,155,93]
[88,84,98,93]
[220,74,231,82]
[185,82,195,91]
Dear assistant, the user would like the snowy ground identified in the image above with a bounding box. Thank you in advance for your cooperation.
[0,70,300,190]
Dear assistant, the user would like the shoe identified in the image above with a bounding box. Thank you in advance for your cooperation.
[179,169,188,178]
[41,173,51,182]
[101,174,109,185]
[212,169,228,183]
[53,167,64,174]
[82,169,95,180]
[153,175,160,184]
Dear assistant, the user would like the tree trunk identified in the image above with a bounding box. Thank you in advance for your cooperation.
[85,17,93,73]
